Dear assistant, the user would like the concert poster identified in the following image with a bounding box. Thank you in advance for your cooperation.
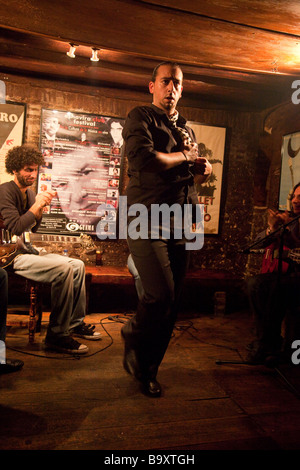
[279,131,300,211]
[37,109,125,237]
[0,103,26,184]
[187,122,226,234]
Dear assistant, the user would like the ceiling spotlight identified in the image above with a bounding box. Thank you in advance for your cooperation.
[67,43,77,58]
[90,48,100,62]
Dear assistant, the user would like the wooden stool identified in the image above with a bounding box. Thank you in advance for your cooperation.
[27,279,43,343]
[7,273,43,344]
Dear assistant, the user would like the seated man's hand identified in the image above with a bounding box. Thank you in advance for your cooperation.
[36,190,57,207]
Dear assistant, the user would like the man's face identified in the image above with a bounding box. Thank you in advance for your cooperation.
[44,117,60,138]
[292,186,300,214]
[52,150,104,225]
[110,121,123,145]
[149,64,183,115]
[14,164,38,188]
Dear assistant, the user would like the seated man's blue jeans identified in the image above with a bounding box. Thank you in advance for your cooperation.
[13,253,86,338]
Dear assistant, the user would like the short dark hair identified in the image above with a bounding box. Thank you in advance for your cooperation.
[107,118,123,130]
[5,144,45,174]
[151,62,183,82]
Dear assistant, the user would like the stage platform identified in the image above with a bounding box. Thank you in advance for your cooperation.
[1,310,300,451]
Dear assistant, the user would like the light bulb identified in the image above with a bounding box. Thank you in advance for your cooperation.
[91,48,100,62]
[67,44,77,58]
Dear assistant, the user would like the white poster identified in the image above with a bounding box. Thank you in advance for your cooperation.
[279,131,300,211]
[0,103,25,184]
[187,122,226,234]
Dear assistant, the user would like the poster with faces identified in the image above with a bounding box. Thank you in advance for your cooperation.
[279,132,300,211]
[38,109,125,237]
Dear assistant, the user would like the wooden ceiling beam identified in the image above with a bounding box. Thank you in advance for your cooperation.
[0,0,298,110]
[139,0,300,36]
[0,26,294,88]
[0,0,299,75]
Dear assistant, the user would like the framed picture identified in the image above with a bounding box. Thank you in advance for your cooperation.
[187,121,226,234]
[0,81,5,103]
[0,102,26,184]
[279,131,300,211]
[37,108,125,237]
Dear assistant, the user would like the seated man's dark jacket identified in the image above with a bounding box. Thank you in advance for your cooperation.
[0,181,41,236]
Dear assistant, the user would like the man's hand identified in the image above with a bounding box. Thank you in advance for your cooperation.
[193,157,212,176]
[35,190,57,208]
[193,157,212,185]
[267,209,292,232]
[29,190,57,219]
[183,142,198,162]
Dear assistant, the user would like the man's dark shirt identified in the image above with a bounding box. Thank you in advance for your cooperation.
[122,104,198,210]
[0,181,40,236]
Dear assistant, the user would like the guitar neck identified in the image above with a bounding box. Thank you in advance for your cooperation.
[1,230,80,246]
[30,233,79,243]
[0,229,30,245]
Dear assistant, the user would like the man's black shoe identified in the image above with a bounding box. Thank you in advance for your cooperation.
[45,335,88,355]
[0,358,24,374]
[121,329,162,397]
[141,379,162,398]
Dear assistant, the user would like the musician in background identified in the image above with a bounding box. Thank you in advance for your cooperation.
[0,144,101,356]
[0,267,24,373]
[246,182,300,366]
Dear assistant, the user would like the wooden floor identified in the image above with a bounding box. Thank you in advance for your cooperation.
[1,309,300,451]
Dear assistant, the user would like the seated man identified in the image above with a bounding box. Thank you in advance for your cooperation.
[246,182,300,366]
[0,144,101,355]
[0,267,24,373]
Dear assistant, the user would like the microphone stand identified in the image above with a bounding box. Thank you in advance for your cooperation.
[216,214,300,398]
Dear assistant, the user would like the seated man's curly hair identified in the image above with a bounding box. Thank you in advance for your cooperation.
[5,144,45,175]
